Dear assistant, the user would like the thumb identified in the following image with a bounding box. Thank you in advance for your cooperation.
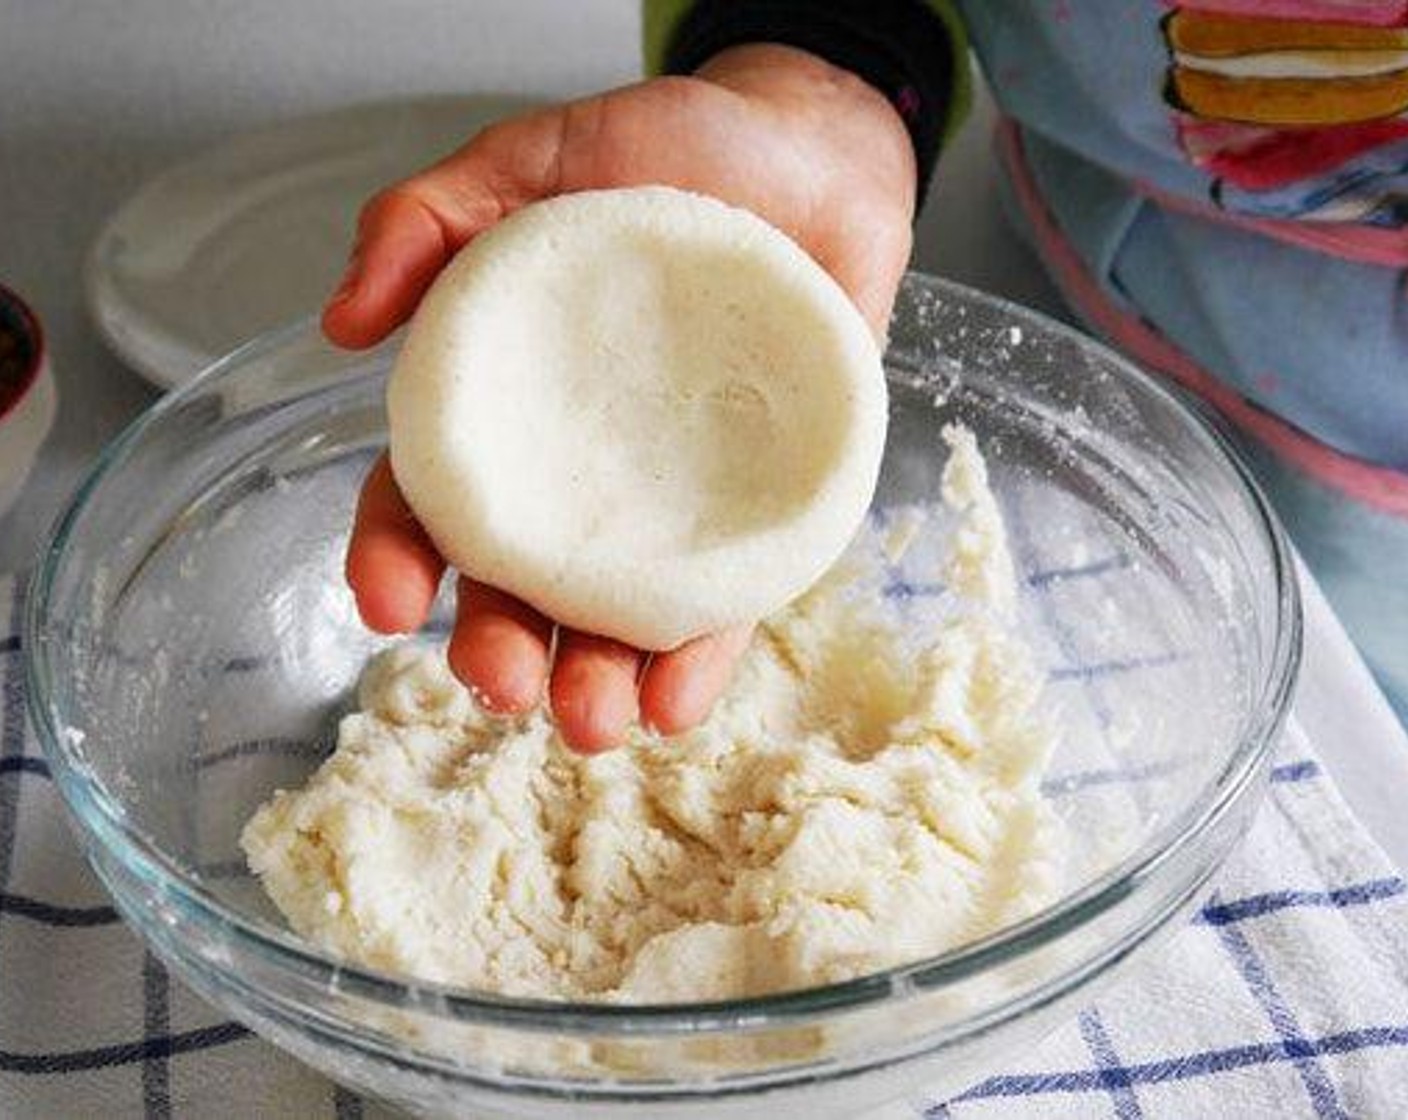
[814,221,912,346]
[322,109,569,349]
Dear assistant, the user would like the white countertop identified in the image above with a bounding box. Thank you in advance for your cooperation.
[3,0,1404,864]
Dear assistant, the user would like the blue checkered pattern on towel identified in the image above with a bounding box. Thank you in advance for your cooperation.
[3,565,1407,1118]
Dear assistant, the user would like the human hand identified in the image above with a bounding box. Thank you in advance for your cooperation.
[328,44,917,752]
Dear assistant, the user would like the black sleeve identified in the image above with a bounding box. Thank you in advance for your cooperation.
[661,0,960,205]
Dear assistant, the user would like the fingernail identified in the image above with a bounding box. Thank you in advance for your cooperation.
[328,287,353,308]
[328,253,362,306]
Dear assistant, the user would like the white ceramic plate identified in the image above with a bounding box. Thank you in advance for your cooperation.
[86,94,538,388]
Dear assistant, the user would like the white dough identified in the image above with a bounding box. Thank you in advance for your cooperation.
[242,430,1067,1003]
[388,186,888,650]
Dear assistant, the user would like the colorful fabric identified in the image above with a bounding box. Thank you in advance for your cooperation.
[648,0,1408,227]
[1011,121,1408,475]
[957,0,1408,228]
[996,118,1408,717]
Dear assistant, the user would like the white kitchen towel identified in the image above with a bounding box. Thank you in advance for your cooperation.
[2,567,1407,1119]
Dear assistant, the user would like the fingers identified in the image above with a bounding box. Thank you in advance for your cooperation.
[448,579,554,715]
[639,625,754,736]
[322,187,471,349]
[448,600,753,751]
[345,457,445,633]
[322,110,568,349]
[344,459,747,749]
[549,631,644,754]
[346,462,556,714]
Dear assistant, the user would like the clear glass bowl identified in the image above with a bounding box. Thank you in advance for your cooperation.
[26,275,1300,1118]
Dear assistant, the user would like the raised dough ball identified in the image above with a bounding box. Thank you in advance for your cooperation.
[387,186,888,651]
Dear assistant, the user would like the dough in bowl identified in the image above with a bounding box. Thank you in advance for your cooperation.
[388,186,888,650]
[243,427,1066,1004]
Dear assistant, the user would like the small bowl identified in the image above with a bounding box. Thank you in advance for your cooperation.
[26,275,1300,1117]
[0,283,58,518]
